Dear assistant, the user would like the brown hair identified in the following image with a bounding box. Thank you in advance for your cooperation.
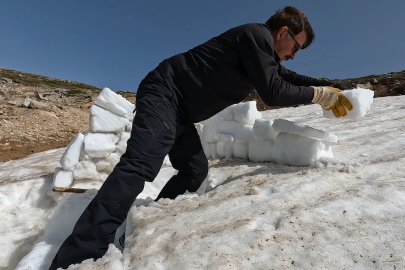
[265,6,315,49]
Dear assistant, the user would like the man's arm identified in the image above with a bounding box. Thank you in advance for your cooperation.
[278,65,334,87]
[237,24,314,107]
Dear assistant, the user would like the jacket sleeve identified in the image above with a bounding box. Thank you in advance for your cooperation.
[278,65,333,87]
[237,24,314,107]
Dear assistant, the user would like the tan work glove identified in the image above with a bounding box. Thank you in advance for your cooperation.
[311,86,353,117]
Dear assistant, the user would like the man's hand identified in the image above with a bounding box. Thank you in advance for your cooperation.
[311,86,353,117]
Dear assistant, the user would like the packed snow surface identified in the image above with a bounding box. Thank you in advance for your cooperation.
[1,95,405,269]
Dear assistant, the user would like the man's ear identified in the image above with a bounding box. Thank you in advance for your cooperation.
[276,26,288,41]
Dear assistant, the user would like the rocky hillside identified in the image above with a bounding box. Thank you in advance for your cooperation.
[0,67,135,162]
[1,67,404,162]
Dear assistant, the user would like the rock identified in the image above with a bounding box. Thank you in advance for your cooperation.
[0,77,13,84]
[371,78,378,84]
[22,99,31,108]
[29,100,50,110]
[54,88,68,94]
[0,111,3,115]
[8,99,24,106]
[35,90,49,100]
[356,82,373,89]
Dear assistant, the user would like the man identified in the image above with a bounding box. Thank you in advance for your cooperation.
[50,6,352,269]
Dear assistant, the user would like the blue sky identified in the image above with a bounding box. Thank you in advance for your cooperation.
[0,0,403,92]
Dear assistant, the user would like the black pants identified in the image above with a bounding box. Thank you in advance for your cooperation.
[49,70,208,270]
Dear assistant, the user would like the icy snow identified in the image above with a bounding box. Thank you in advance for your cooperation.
[1,94,405,269]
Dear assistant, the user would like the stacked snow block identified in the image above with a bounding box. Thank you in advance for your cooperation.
[270,119,336,166]
[52,88,135,189]
[53,92,340,191]
[200,101,262,160]
[198,103,338,166]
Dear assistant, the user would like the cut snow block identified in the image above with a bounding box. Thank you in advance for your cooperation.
[248,140,274,162]
[73,160,99,180]
[253,119,278,141]
[201,113,223,127]
[234,101,262,125]
[233,141,248,160]
[96,152,121,173]
[52,167,73,188]
[217,120,243,135]
[273,119,338,143]
[209,143,218,159]
[195,123,204,138]
[235,125,255,142]
[60,133,84,171]
[219,104,238,120]
[214,133,234,143]
[323,88,374,120]
[90,105,130,133]
[202,143,211,159]
[217,141,233,158]
[116,132,130,154]
[83,133,119,158]
[273,132,334,166]
[202,125,217,143]
[94,87,135,120]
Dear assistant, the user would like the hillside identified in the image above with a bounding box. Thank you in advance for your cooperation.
[1,67,404,161]
[0,67,135,161]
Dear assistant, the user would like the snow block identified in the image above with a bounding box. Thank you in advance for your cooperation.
[73,160,99,180]
[202,126,218,143]
[248,140,274,162]
[52,168,73,188]
[202,143,211,159]
[272,132,334,166]
[235,125,255,142]
[323,88,374,120]
[209,143,218,159]
[90,105,130,133]
[215,133,234,143]
[217,120,243,135]
[253,119,278,141]
[83,133,119,158]
[233,141,248,160]
[217,141,233,158]
[273,119,338,143]
[219,104,238,120]
[94,87,135,120]
[59,133,84,171]
[201,114,223,127]
[234,101,262,125]
[96,152,121,173]
[116,132,130,155]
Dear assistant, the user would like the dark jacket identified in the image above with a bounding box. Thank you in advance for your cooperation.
[157,23,331,123]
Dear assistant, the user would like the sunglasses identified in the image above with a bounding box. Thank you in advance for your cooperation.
[287,29,302,55]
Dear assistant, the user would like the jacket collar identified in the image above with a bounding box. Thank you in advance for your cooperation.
[262,23,281,64]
